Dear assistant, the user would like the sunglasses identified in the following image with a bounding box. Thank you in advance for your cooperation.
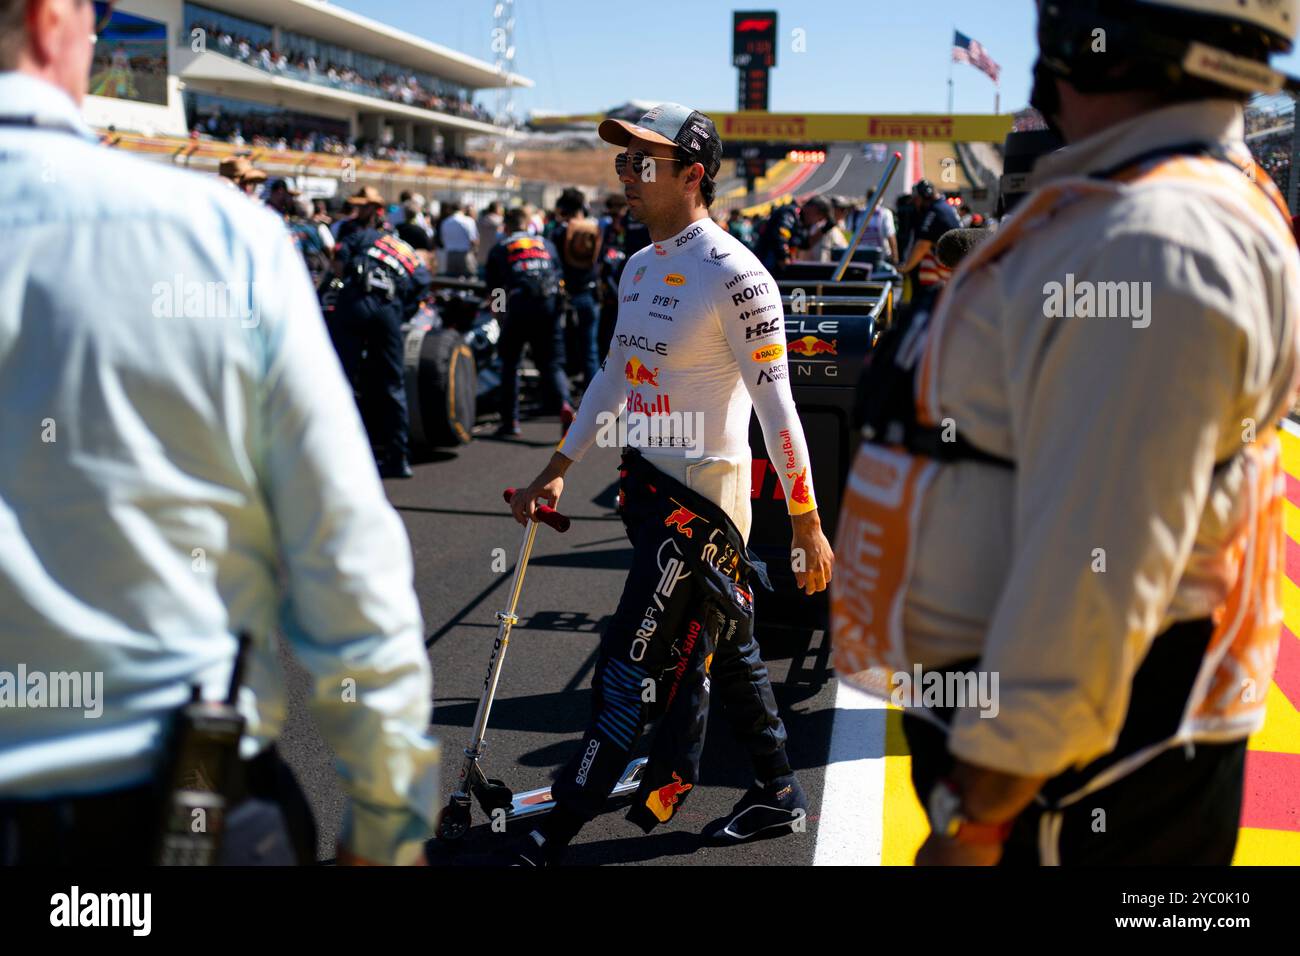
[614,150,684,178]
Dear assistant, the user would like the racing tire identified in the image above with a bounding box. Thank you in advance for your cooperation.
[406,325,476,456]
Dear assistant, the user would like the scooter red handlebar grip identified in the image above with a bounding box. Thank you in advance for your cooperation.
[503,488,571,533]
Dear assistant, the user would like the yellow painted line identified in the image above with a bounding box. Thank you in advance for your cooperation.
[1233,826,1300,865]
[1248,682,1300,754]
[874,427,1300,866]
[879,675,1298,865]
[880,708,928,865]
[1281,423,1300,473]
[1286,498,1300,548]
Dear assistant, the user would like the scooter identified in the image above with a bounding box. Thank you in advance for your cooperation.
[435,488,647,841]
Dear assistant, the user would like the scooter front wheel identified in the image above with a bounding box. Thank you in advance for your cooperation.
[436,796,472,841]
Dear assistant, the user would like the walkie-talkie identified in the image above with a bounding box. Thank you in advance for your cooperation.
[153,633,252,866]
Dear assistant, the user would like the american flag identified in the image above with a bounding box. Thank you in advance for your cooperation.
[953,31,1001,86]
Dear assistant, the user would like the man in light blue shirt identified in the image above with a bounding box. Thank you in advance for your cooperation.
[0,0,437,865]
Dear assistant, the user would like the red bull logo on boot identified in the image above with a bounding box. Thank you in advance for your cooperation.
[645,771,693,823]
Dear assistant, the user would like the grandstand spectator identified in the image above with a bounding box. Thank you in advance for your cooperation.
[396,197,436,272]
[830,196,853,244]
[754,200,803,272]
[439,202,479,277]
[523,202,544,236]
[267,178,333,289]
[797,195,848,263]
[477,200,505,263]
[851,189,899,263]
[726,207,755,248]
[552,187,603,386]
[335,185,386,245]
[216,155,265,196]
[899,180,960,308]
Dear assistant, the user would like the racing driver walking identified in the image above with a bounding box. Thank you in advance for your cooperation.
[506,103,834,866]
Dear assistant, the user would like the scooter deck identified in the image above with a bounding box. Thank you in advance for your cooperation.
[505,757,647,821]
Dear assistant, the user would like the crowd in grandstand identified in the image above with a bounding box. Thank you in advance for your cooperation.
[1245,96,1294,199]
[190,17,497,125]
[1252,131,1292,199]
[189,107,485,170]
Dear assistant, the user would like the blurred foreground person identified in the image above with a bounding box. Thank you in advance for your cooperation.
[834,0,1300,865]
[0,0,438,866]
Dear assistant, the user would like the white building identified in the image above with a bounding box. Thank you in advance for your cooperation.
[87,0,530,177]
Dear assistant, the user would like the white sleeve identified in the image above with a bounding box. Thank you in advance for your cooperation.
[716,264,818,514]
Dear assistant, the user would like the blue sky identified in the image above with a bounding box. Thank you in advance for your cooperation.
[333,1,1300,117]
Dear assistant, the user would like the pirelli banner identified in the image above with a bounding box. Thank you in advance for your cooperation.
[530,111,1014,143]
[715,112,1014,143]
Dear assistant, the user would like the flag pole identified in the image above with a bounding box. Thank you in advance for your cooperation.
[948,28,955,114]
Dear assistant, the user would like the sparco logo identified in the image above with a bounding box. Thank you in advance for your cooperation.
[731,282,770,306]
[725,269,762,290]
[575,738,600,786]
[676,225,704,246]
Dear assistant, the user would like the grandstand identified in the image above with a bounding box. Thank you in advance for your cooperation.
[86,0,532,203]
[1247,92,1295,205]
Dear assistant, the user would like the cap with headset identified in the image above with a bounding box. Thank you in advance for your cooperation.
[1032,0,1298,124]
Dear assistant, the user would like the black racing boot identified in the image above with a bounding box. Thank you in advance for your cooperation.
[701,772,807,844]
[377,456,413,479]
[494,828,566,867]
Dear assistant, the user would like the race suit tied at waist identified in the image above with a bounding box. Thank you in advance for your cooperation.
[617,448,771,831]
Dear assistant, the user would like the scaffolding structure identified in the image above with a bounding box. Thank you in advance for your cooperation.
[490,0,518,191]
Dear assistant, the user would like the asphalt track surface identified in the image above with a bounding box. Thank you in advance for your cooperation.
[275,415,842,866]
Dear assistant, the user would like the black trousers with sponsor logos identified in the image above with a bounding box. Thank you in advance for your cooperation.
[901,619,1247,865]
[551,470,790,823]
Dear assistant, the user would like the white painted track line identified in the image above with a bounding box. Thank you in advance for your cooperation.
[813,679,890,865]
